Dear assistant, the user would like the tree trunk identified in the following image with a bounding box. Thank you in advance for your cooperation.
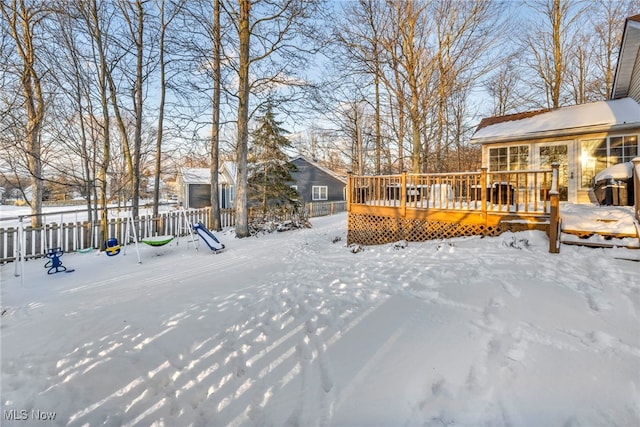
[209,0,222,231]
[235,0,251,238]
[2,1,46,227]
[132,0,144,219]
[154,0,167,222]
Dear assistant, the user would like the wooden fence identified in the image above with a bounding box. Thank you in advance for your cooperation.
[0,201,347,263]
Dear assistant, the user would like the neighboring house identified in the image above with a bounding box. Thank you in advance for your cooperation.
[176,156,346,209]
[289,155,347,203]
[470,14,640,204]
[176,162,236,209]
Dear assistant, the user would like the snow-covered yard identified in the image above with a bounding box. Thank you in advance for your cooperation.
[1,212,639,426]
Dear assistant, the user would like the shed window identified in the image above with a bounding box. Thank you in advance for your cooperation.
[610,135,638,163]
[312,186,328,201]
[489,146,529,171]
[580,135,638,188]
[580,139,607,188]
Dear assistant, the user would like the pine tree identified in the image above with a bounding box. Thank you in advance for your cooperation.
[247,103,298,214]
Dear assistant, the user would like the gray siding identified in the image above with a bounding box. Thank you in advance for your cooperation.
[290,158,346,203]
[630,52,640,103]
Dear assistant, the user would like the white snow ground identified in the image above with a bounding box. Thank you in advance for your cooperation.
[1,212,639,426]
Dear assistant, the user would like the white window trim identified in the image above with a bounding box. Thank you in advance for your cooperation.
[488,145,530,171]
[312,185,328,201]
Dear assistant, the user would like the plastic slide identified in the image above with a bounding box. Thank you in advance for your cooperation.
[193,221,225,252]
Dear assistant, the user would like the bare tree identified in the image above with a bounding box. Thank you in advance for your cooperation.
[429,0,506,172]
[224,0,325,238]
[0,0,49,227]
[45,7,98,223]
[334,0,388,174]
[383,0,433,173]
[485,55,522,116]
[590,0,639,99]
[522,0,586,108]
[234,0,251,237]
[210,0,223,230]
[79,0,114,246]
[109,0,157,219]
[152,0,184,220]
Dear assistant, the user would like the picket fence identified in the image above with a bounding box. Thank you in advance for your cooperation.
[0,201,346,263]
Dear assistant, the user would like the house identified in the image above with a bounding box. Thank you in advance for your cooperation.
[176,156,346,209]
[470,14,640,204]
[176,162,236,209]
[289,155,347,203]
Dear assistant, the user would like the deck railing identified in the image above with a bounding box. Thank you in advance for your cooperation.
[349,168,554,214]
[347,165,561,253]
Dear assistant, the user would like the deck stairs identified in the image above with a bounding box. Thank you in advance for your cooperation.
[561,219,640,249]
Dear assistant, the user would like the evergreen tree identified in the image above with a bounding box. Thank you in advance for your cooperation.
[248,103,298,213]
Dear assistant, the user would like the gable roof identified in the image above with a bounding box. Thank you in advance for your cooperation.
[290,155,347,183]
[179,167,210,185]
[474,109,551,132]
[221,161,236,182]
[611,14,640,99]
[178,157,345,186]
[179,167,232,185]
[470,97,640,144]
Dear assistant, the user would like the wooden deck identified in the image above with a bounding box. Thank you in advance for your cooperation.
[346,167,562,253]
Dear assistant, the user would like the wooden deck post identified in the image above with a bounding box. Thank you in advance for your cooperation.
[400,171,407,217]
[480,167,488,225]
[632,157,640,223]
[548,162,561,254]
[346,171,352,212]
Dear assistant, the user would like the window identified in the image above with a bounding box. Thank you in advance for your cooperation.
[312,186,327,200]
[509,146,529,170]
[489,147,507,171]
[489,146,529,171]
[580,135,638,188]
[610,135,638,164]
[580,139,607,188]
[290,185,299,201]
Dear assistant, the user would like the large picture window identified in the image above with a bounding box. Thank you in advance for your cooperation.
[489,146,529,171]
[312,186,327,201]
[580,135,638,188]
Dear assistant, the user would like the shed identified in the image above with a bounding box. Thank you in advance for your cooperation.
[176,162,236,209]
[470,14,640,204]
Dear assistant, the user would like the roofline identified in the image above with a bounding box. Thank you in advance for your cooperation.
[290,155,347,183]
[611,15,640,99]
[470,122,640,145]
[474,109,551,133]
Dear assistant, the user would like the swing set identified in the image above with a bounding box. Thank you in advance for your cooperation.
[11,205,201,284]
[102,206,198,260]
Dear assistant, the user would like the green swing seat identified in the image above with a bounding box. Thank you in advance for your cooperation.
[141,235,175,247]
